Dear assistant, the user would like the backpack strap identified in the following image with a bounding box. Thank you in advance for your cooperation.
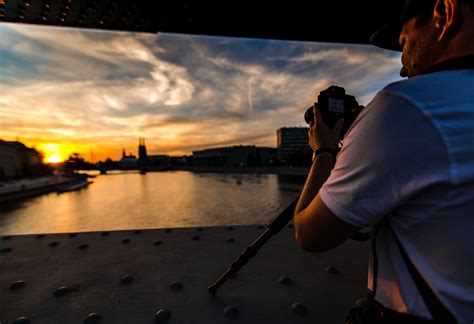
[368,221,383,302]
[389,226,457,323]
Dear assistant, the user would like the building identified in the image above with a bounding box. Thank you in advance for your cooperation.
[193,145,276,167]
[120,149,138,169]
[0,140,42,178]
[138,137,148,162]
[276,127,312,164]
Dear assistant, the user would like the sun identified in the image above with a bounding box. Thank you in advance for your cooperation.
[36,143,69,164]
[46,154,63,164]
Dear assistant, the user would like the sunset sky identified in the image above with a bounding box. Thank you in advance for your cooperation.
[0,23,402,163]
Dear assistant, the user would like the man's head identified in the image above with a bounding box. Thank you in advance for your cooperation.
[371,0,474,78]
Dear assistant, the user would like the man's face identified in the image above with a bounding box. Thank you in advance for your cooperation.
[398,14,441,78]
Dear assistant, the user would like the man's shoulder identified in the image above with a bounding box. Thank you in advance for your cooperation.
[378,70,473,107]
[379,74,437,99]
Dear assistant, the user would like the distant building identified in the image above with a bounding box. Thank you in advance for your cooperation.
[120,149,138,169]
[148,154,170,166]
[193,145,276,167]
[276,127,312,164]
[136,138,190,167]
[138,137,148,162]
[0,140,42,178]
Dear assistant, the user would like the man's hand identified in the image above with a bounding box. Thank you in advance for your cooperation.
[308,104,345,151]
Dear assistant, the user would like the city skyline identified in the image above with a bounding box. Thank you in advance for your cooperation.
[0,23,403,163]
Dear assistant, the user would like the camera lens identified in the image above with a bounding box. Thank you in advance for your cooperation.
[304,106,314,124]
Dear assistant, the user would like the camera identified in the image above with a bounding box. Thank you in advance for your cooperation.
[304,85,359,139]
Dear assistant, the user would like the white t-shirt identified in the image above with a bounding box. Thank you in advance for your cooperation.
[319,69,474,323]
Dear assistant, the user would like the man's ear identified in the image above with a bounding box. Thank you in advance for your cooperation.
[433,0,459,42]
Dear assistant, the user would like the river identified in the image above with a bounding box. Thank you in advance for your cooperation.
[0,171,305,235]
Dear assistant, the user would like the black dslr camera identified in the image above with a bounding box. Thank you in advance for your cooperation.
[304,85,359,140]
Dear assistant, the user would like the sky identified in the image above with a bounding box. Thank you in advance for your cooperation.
[0,22,402,163]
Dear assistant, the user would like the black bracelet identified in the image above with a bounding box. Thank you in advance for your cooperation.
[312,147,336,161]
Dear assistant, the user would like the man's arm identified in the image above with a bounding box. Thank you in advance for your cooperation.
[294,105,360,253]
[294,152,360,253]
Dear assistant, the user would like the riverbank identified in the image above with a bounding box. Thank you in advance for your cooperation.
[0,174,94,203]
[0,176,70,203]
[169,166,310,176]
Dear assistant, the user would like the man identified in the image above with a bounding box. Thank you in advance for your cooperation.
[293,0,474,322]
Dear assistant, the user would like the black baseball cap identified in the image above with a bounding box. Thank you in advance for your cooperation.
[370,0,434,52]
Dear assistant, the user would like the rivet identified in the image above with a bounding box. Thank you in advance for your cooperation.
[133,230,142,234]
[326,266,340,274]
[69,233,77,238]
[287,223,294,228]
[224,305,239,319]
[291,302,307,316]
[122,238,130,244]
[227,226,234,231]
[278,276,292,285]
[78,244,89,250]
[196,227,203,232]
[49,242,60,247]
[3,235,13,240]
[84,312,101,323]
[153,240,162,246]
[257,225,264,229]
[121,275,134,285]
[0,247,12,253]
[164,229,172,233]
[169,281,182,291]
[226,238,235,243]
[9,280,26,290]
[154,309,171,323]
[192,235,199,241]
[13,317,31,324]
[101,231,109,236]
[54,286,71,297]
[356,299,367,308]
[36,234,45,239]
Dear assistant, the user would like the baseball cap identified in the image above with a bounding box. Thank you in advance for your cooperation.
[370,0,434,52]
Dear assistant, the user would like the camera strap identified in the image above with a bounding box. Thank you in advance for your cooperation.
[370,220,457,323]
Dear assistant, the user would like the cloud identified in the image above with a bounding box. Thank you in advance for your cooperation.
[0,24,402,161]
